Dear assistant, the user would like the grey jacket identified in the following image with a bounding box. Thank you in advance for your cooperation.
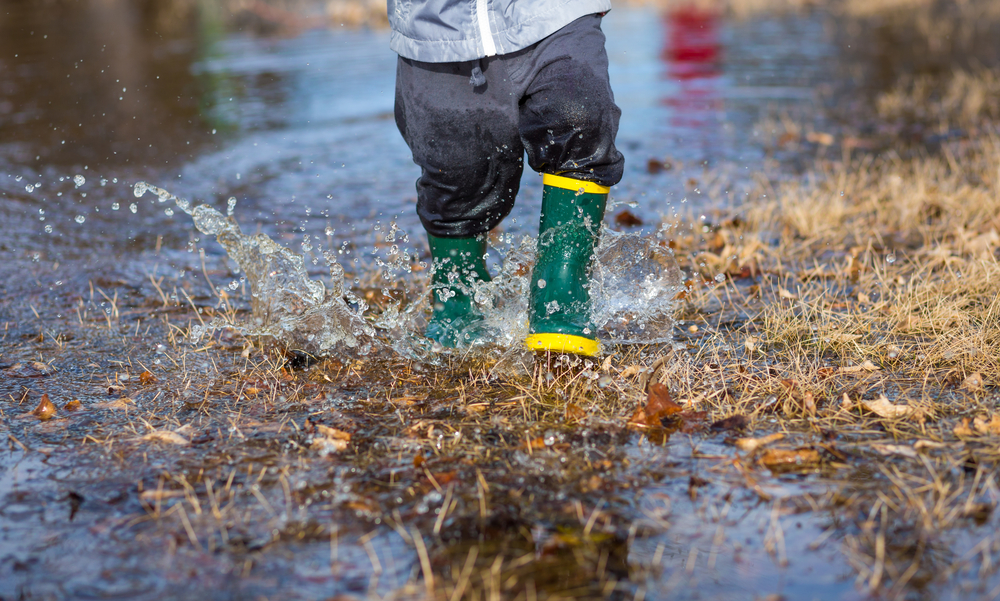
[388,0,612,63]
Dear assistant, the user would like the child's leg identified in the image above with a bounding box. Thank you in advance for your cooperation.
[394,57,525,238]
[395,57,523,346]
[518,14,623,187]
[515,14,624,356]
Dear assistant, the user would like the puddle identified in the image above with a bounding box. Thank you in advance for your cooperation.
[5,1,1000,599]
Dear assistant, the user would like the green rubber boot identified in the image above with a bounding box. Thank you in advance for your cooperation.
[425,233,492,348]
[525,173,609,357]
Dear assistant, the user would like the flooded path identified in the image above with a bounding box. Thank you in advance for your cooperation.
[5,1,1000,599]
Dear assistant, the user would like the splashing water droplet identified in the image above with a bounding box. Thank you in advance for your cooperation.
[74,215,86,224]
[886,253,896,264]
[129,203,137,214]
[111,202,120,210]
[227,197,237,216]
[165,208,174,216]
[25,184,34,193]
[133,181,147,197]
[714,273,726,283]
[73,175,85,188]
[44,224,53,233]
[228,281,239,291]
[537,279,547,289]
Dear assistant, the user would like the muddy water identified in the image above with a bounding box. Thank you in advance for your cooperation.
[0,2,963,599]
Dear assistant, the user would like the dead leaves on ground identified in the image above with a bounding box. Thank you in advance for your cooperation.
[31,394,57,421]
[628,383,706,436]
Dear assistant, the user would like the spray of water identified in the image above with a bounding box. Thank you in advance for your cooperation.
[134,181,681,358]
[133,182,377,357]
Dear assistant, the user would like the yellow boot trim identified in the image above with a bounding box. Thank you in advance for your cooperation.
[542,173,610,195]
[524,333,600,357]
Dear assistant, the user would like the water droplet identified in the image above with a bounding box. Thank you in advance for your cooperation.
[165,208,174,216]
[228,281,239,291]
[129,203,137,213]
[111,202,120,210]
[73,174,85,188]
[74,215,85,224]
[15,176,22,182]
[543,431,557,446]
[886,253,896,264]
[714,273,726,283]
[44,225,53,233]
[133,181,148,197]
[537,279,547,289]
[227,197,237,216]
[25,184,34,193]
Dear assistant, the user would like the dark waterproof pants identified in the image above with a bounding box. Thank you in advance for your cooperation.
[394,14,625,238]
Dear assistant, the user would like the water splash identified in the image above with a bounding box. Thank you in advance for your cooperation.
[133,182,377,357]
[431,228,682,351]
[590,229,683,344]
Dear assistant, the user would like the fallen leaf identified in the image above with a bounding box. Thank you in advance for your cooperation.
[94,397,135,410]
[954,418,975,437]
[629,383,682,429]
[140,430,190,445]
[710,414,748,432]
[778,287,798,300]
[962,372,985,392]
[138,371,158,385]
[312,424,351,455]
[840,393,853,411]
[840,360,880,374]
[620,365,644,379]
[614,209,644,227]
[564,403,586,423]
[64,400,84,411]
[862,395,920,420]
[31,394,57,421]
[733,432,785,453]
[973,414,1000,436]
[758,448,821,471]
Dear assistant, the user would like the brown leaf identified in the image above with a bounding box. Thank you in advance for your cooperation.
[312,424,351,455]
[839,360,879,374]
[629,383,682,428]
[64,399,84,411]
[613,209,644,227]
[758,448,821,471]
[733,432,785,453]
[564,403,586,423]
[138,371,158,385]
[862,395,920,420]
[962,372,985,392]
[954,418,975,437]
[31,394,57,421]
[710,414,748,432]
[973,414,1000,436]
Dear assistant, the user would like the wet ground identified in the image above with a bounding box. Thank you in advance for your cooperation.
[4,1,1000,599]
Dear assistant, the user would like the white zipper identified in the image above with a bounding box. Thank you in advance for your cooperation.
[475,0,497,57]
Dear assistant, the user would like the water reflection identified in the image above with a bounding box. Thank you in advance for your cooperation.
[662,6,724,159]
